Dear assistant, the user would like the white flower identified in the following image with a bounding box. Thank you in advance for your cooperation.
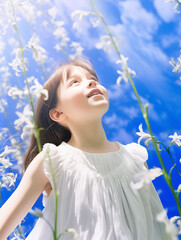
[10,138,24,166]
[0,99,7,113]
[8,48,24,76]
[169,132,181,147]
[1,172,17,188]
[21,121,34,140]
[0,156,12,169]
[130,167,163,190]
[0,146,16,159]
[95,35,114,54]
[156,210,178,239]
[89,15,100,28]
[53,21,70,51]
[116,54,136,85]
[14,105,33,131]
[30,208,43,218]
[47,7,57,21]
[0,128,8,140]
[27,34,48,64]
[71,10,92,29]
[65,228,79,240]
[169,52,181,74]
[116,70,129,84]
[165,0,181,13]
[30,78,48,100]
[8,86,24,99]
[11,231,23,240]
[69,42,84,60]
[175,184,181,193]
[136,124,152,146]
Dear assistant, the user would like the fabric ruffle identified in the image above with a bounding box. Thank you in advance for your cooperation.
[43,143,64,189]
[25,141,172,240]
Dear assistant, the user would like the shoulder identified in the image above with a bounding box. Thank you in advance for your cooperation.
[25,150,49,185]
[121,142,149,170]
[123,142,148,161]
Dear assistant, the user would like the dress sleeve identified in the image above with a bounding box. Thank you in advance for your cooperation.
[124,142,148,167]
[42,143,63,188]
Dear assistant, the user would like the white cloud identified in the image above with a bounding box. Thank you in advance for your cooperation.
[118,0,160,40]
[119,106,140,119]
[153,0,175,22]
[113,128,133,144]
[107,84,125,100]
[103,113,129,129]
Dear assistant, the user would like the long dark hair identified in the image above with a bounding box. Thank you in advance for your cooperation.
[24,58,99,171]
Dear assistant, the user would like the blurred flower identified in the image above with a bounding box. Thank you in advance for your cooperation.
[0,156,12,170]
[11,231,23,240]
[89,15,100,28]
[14,104,33,131]
[30,78,48,100]
[8,86,24,99]
[8,48,23,76]
[71,10,92,29]
[47,7,57,21]
[69,42,84,60]
[0,128,8,140]
[136,123,152,146]
[0,99,7,113]
[176,184,181,193]
[65,228,79,240]
[1,172,17,188]
[116,54,136,85]
[30,208,43,218]
[130,167,163,190]
[95,35,115,54]
[10,138,24,166]
[27,34,48,65]
[156,209,178,239]
[165,0,181,13]
[53,21,70,52]
[169,51,181,82]
[169,132,181,147]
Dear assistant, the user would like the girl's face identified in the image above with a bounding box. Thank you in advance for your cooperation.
[56,66,109,125]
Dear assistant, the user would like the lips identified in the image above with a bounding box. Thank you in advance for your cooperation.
[87,89,103,98]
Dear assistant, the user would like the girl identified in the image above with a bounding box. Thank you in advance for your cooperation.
[0,58,172,239]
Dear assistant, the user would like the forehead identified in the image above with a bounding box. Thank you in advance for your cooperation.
[63,65,95,82]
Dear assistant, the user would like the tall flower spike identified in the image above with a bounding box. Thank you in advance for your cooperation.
[116,54,136,85]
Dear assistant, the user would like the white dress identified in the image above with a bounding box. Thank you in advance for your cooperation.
[26,141,172,240]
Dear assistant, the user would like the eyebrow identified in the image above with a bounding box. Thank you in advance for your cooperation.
[66,71,98,82]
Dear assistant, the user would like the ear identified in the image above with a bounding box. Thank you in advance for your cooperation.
[49,108,66,123]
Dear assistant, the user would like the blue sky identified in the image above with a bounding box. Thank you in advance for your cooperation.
[0,0,181,238]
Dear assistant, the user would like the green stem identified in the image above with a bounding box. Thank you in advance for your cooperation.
[47,150,59,240]
[89,0,120,58]
[89,0,181,216]
[17,225,25,240]
[9,0,42,152]
[160,142,181,177]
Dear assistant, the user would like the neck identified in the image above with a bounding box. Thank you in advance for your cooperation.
[67,118,111,152]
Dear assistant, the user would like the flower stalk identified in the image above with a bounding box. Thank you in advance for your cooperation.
[89,0,181,216]
[9,0,42,153]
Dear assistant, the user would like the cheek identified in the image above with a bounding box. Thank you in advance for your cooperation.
[61,91,87,112]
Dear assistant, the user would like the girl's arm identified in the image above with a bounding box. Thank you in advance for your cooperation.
[0,151,49,240]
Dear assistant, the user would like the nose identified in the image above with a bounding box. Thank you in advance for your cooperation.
[87,79,97,88]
